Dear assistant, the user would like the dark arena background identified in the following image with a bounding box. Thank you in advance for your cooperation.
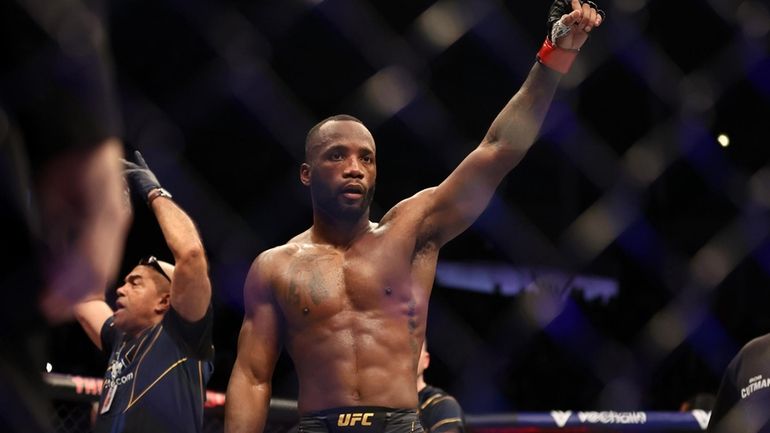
[30,0,770,431]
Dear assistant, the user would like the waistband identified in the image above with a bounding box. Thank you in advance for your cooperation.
[300,406,420,433]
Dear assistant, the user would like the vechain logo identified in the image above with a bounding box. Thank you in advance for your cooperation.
[577,411,647,424]
[692,410,711,430]
[550,411,572,427]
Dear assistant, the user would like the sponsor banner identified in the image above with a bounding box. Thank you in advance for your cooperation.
[468,411,711,430]
[43,375,713,431]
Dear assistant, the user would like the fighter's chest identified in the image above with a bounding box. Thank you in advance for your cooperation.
[275,243,412,319]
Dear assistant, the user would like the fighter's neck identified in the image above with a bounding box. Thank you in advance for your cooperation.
[310,210,373,247]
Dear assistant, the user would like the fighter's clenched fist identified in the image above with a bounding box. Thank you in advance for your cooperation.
[538,0,605,73]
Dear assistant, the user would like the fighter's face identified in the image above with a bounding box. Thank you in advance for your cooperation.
[302,120,377,220]
[112,266,168,335]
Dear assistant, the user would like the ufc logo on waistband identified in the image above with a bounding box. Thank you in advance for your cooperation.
[337,413,374,426]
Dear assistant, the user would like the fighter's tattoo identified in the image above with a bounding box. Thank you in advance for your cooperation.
[284,253,335,310]
[286,277,301,306]
[308,268,330,305]
[407,299,418,333]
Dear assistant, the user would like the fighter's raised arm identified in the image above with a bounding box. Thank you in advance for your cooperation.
[410,0,603,247]
[225,251,283,433]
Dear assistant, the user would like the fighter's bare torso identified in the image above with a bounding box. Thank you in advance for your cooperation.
[256,194,439,413]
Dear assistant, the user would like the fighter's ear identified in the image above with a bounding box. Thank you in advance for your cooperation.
[300,163,311,186]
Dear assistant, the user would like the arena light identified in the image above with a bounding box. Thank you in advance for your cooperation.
[363,66,417,118]
[415,0,479,51]
[717,133,730,147]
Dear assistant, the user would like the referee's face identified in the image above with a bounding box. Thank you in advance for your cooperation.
[113,266,168,335]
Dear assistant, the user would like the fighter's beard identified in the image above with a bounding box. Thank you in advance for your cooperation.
[336,188,374,222]
[315,186,375,223]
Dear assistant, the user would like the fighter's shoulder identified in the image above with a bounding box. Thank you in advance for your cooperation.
[251,243,300,270]
[244,247,295,297]
[250,234,315,270]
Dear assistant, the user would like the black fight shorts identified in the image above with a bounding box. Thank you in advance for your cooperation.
[299,407,424,433]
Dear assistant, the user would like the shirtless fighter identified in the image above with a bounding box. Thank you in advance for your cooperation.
[225,1,604,432]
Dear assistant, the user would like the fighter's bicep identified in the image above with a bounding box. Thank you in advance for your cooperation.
[418,145,509,246]
[236,302,282,383]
